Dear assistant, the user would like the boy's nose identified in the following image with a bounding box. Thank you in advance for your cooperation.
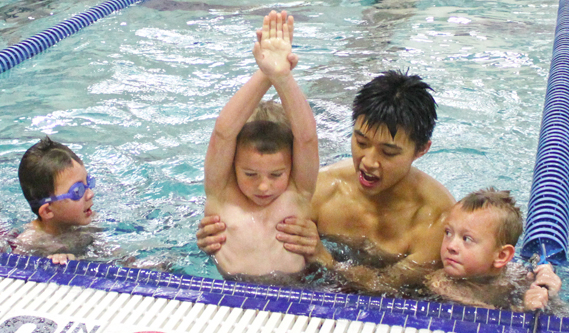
[362,148,380,169]
[258,179,269,192]
[446,238,458,254]
[85,188,95,200]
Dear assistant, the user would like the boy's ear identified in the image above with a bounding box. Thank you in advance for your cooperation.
[414,140,431,160]
[38,203,54,221]
[493,244,515,269]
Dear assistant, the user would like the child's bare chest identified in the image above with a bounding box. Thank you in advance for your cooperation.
[209,187,307,275]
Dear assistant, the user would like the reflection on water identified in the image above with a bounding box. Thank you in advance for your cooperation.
[0,0,564,302]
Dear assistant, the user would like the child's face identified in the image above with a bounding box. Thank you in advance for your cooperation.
[49,160,95,228]
[234,145,291,206]
[440,204,503,278]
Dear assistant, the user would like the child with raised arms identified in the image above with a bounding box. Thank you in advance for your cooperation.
[203,10,318,277]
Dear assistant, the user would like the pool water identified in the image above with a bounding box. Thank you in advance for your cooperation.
[0,0,563,297]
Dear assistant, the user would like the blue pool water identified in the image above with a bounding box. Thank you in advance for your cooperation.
[0,0,562,296]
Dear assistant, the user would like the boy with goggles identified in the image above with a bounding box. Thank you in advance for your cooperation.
[15,136,96,265]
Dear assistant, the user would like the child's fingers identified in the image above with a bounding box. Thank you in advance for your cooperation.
[276,10,283,39]
[288,53,298,70]
[262,15,270,42]
[256,29,262,43]
[282,16,290,44]
[253,41,262,60]
[268,10,277,39]
[288,15,294,43]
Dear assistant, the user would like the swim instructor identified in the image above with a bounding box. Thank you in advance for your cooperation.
[197,70,456,295]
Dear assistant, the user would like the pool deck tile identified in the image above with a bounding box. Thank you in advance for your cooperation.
[334,306,361,321]
[68,274,95,288]
[132,283,158,297]
[406,315,432,330]
[287,302,313,316]
[49,272,74,285]
[89,277,117,291]
[109,279,138,294]
[499,310,513,326]
[463,305,476,322]
[451,305,465,321]
[428,317,456,332]
[452,319,479,333]
[333,293,347,307]
[380,311,407,326]
[487,308,501,326]
[561,316,569,331]
[27,269,55,283]
[289,289,301,303]
[299,290,313,303]
[218,294,246,308]
[264,298,291,314]
[440,303,453,319]
[197,290,223,305]
[403,299,417,315]
[355,308,384,324]
[391,298,405,314]
[174,288,201,303]
[427,301,441,318]
[476,307,489,323]
[548,315,563,331]
[243,297,268,310]
[310,303,335,319]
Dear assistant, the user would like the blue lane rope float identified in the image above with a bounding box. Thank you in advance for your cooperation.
[0,0,144,73]
[521,0,569,266]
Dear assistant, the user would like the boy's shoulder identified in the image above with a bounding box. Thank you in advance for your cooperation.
[411,167,456,213]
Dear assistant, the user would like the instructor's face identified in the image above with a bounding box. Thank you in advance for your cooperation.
[351,116,425,196]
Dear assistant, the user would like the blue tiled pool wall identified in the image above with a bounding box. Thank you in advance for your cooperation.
[0,253,566,333]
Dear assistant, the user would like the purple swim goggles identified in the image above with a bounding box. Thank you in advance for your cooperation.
[32,174,96,207]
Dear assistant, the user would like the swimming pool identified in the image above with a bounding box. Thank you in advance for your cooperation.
[0,0,562,296]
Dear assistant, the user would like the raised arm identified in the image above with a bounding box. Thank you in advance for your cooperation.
[204,70,271,195]
[253,10,319,197]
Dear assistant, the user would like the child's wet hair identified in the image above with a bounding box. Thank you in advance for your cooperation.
[237,101,293,154]
[352,69,437,152]
[459,187,523,247]
[19,136,83,217]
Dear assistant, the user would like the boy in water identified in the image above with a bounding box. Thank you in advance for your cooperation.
[15,136,96,265]
[426,187,562,312]
[204,10,318,277]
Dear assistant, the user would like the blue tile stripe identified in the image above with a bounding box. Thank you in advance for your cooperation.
[0,253,563,332]
[0,0,145,73]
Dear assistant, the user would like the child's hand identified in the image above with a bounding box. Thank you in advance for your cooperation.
[528,264,562,296]
[47,253,76,265]
[524,284,550,311]
[256,12,298,70]
[253,10,293,79]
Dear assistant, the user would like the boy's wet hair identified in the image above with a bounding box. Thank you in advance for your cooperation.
[237,101,293,154]
[18,136,83,217]
[352,69,437,151]
[459,187,523,247]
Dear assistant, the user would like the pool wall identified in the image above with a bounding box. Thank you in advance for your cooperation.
[0,253,561,332]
